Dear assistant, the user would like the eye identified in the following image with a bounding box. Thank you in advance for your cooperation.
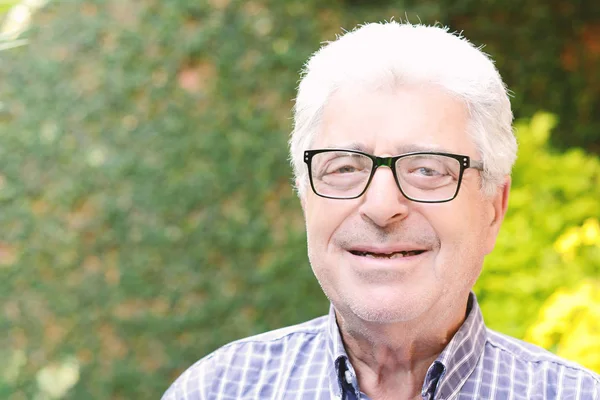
[321,155,369,176]
[330,164,358,174]
[414,166,443,177]
[397,155,460,189]
[405,161,449,178]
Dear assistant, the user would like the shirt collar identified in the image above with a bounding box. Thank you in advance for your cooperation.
[325,292,487,399]
[326,304,351,398]
[433,292,487,399]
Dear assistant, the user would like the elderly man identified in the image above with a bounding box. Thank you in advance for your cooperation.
[163,22,600,400]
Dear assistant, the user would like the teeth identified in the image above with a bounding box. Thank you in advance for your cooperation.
[357,250,421,258]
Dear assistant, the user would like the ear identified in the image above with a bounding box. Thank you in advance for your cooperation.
[484,176,511,254]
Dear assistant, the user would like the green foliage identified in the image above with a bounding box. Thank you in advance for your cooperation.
[0,1,19,15]
[476,112,600,339]
[0,1,326,397]
[0,0,28,51]
[526,279,600,372]
[0,0,598,398]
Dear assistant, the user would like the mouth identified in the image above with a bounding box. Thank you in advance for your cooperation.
[348,249,426,259]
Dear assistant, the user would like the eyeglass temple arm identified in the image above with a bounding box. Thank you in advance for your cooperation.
[469,160,484,171]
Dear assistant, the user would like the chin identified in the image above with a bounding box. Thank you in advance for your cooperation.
[339,289,438,325]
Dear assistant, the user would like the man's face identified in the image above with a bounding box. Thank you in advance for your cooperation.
[302,85,509,324]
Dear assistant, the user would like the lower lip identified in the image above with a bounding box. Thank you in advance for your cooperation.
[345,250,429,269]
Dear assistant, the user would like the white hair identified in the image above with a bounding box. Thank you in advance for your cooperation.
[289,21,517,197]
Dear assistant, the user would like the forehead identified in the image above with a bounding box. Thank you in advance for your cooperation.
[314,84,477,157]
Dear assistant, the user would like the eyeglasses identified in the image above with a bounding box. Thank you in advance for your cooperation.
[304,149,484,203]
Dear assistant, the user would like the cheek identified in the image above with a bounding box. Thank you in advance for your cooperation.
[429,200,488,258]
[305,196,357,247]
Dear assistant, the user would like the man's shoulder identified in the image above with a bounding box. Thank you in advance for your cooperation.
[485,328,600,383]
[161,315,331,400]
[190,313,329,368]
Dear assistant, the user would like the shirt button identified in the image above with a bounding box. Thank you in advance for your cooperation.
[345,369,353,384]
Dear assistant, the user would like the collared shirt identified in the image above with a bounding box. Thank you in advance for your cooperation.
[162,294,600,399]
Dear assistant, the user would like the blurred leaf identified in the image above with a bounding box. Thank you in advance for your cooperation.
[0,1,598,398]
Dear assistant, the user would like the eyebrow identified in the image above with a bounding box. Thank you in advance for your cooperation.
[321,143,453,155]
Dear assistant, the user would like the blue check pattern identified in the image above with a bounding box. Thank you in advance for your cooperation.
[162,294,600,399]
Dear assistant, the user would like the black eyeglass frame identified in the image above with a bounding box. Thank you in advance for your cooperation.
[303,149,484,203]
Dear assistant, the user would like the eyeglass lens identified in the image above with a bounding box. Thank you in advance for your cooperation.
[310,151,461,201]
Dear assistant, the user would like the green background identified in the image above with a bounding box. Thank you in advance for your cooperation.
[0,0,598,398]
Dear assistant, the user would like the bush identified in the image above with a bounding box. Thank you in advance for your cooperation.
[0,1,325,397]
[476,113,600,355]
[0,1,598,398]
[525,279,600,372]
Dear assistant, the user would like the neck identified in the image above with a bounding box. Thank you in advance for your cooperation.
[336,295,469,400]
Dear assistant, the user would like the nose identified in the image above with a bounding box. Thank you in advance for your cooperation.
[359,166,410,227]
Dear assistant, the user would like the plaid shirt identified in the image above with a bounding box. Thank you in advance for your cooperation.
[162,294,600,399]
